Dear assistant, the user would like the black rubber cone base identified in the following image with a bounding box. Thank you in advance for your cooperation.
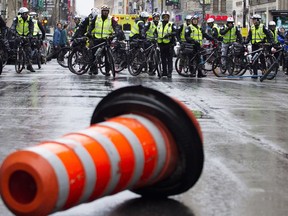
[91,85,204,197]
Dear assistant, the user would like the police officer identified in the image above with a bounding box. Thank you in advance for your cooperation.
[11,7,35,72]
[87,5,119,75]
[72,8,98,41]
[185,15,214,77]
[220,17,243,58]
[177,15,192,43]
[145,12,160,41]
[206,17,221,41]
[244,14,273,78]
[157,10,177,78]
[29,12,45,40]
[129,11,149,40]
[29,11,46,58]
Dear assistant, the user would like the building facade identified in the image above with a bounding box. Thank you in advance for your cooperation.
[233,0,288,28]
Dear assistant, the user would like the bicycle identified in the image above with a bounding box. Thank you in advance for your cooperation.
[236,43,276,78]
[30,37,42,69]
[226,42,247,76]
[128,38,162,77]
[68,36,115,77]
[15,36,29,73]
[175,41,222,77]
[57,46,72,68]
[260,44,288,82]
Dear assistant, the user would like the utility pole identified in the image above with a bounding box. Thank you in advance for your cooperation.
[243,0,246,28]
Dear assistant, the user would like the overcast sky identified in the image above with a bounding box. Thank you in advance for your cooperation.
[75,0,94,16]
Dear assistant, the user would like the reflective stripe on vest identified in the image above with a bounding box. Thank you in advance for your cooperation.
[223,26,237,43]
[146,21,157,40]
[180,23,187,42]
[157,21,173,44]
[251,24,266,44]
[129,20,144,37]
[32,19,40,36]
[213,24,220,36]
[94,16,113,39]
[16,15,31,36]
[270,29,277,43]
[189,25,203,45]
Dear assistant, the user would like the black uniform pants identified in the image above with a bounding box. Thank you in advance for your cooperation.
[159,43,174,75]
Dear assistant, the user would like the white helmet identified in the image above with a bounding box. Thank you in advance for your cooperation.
[185,15,192,20]
[161,10,170,18]
[29,12,37,17]
[251,14,261,19]
[227,17,234,22]
[140,11,149,18]
[18,7,29,14]
[101,5,110,11]
[269,21,276,26]
[74,15,81,19]
[207,18,214,23]
[90,8,99,19]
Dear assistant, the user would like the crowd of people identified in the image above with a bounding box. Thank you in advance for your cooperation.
[1,5,288,78]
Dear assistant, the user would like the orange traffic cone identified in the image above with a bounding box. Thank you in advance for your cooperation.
[0,86,204,216]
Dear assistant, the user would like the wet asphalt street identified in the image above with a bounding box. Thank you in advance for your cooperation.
[0,60,288,216]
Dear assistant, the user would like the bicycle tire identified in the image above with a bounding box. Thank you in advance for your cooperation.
[128,50,144,76]
[260,55,277,82]
[112,48,126,73]
[68,47,90,75]
[15,49,25,74]
[57,47,71,68]
[264,55,277,80]
[0,56,3,75]
[36,50,42,69]
[232,55,247,76]
[212,56,235,77]
[155,48,162,78]
[175,55,190,77]
[106,47,116,78]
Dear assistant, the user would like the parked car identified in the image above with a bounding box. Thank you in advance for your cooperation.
[42,33,53,61]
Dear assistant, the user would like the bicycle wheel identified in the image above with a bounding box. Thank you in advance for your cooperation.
[57,47,71,68]
[231,55,247,76]
[212,56,234,77]
[0,56,3,75]
[175,55,190,77]
[155,48,162,78]
[264,55,277,80]
[106,47,115,78]
[260,55,277,82]
[36,50,42,69]
[112,47,126,73]
[15,49,25,74]
[68,47,90,75]
[128,50,145,76]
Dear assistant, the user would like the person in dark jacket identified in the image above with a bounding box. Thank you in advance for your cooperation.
[46,22,62,61]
